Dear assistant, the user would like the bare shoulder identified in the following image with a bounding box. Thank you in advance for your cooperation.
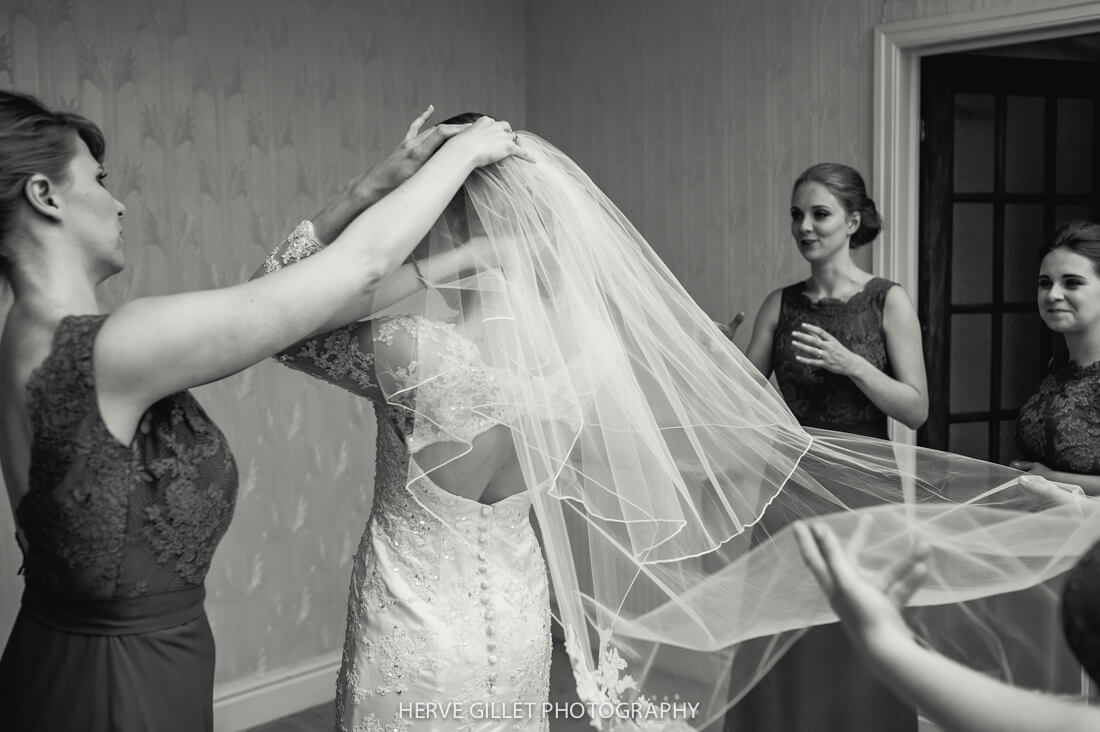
[883,283,917,316]
[756,287,785,325]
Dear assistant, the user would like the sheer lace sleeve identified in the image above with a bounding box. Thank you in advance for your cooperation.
[276,323,383,401]
[257,221,383,400]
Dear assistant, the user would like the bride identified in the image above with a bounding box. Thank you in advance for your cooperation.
[262,113,1100,731]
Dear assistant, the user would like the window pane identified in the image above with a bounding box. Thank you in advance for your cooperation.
[1057,98,1094,195]
[1056,205,1095,227]
[1005,96,1045,194]
[1003,204,1044,304]
[952,203,993,305]
[950,421,989,461]
[1000,420,1023,465]
[1001,312,1043,410]
[950,314,991,413]
[954,94,995,193]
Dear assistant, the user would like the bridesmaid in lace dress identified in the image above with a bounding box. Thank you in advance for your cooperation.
[0,91,526,732]
[1011,221,1100,497]
[725,163,928,732]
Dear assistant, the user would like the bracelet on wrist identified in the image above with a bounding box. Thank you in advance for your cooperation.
[411,258,432,289]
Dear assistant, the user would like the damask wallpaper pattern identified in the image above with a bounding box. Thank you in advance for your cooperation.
[0,0,1079,697]
[0,0,526,687]
[528,0,1072,333]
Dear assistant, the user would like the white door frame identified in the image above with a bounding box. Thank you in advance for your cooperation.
[871,0,1100,444]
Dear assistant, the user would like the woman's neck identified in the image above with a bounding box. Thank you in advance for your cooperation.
[1064,328,1100,368]
[8,246,101,320]
[808,257,867,298]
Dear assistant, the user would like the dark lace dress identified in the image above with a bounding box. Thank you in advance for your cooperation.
[772,277,897,439]
[727,277,916,732]
[1016,354,1100,684]
[0,315,238,731]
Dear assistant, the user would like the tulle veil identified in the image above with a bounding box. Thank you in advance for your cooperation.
[368,131,1100,730]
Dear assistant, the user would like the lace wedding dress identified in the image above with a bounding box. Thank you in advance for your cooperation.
[278,314,552,732]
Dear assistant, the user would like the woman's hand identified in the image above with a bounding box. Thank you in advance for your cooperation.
[717,312,745,341]
[1015,474,1089,508]
[795,519,929,661]
[351,105,471,201]
[792,323,863,375]
[445,116,535,169]
[1009,459,1056,479]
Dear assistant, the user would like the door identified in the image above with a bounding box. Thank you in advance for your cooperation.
[919,53,1100,461]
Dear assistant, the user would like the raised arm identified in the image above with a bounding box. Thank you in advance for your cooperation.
[95,118,525,442]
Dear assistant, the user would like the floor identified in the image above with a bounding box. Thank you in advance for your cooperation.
[246,638,592,732]
[244,637,943,732]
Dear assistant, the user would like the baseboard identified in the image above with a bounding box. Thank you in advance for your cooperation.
[212,651,341,732]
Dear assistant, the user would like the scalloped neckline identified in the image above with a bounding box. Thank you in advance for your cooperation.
[797,277,883,307]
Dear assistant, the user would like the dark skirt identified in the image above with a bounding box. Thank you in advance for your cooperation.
[725,622,915,732]
[0,585,214,732]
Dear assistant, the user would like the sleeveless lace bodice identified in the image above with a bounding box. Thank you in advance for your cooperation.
[17,314,238,599]
[772,278,897,438]
[1016,355,1100,475]
[278,314,552,731]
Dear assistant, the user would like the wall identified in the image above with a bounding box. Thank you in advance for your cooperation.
[525,0,1073,340]
[0,0,526,689]
[0,0,1083,712]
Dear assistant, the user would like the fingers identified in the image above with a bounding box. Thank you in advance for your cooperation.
[1017,475,1085,506]
[404,104,435,143]
[411,123,470,157]
[793,523,834,595]
[509,140,537,164]
[798,323,830,338]
[730,312,746,330]
[1009,460,1034,471]
[878,542,930,599]
[811,523,864,593]
[846,513,873,558]
[887,560,928,606]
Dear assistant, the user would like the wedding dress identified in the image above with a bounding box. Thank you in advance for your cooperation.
[277,315,553,731]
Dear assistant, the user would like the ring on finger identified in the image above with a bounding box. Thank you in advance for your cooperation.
[512,132,519,144]
[817,347,823,358]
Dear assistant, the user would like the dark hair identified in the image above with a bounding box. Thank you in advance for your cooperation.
[436,112,491,240]
[1040,220,1100,275]
[0,90,106,273]
[793,163,883,248]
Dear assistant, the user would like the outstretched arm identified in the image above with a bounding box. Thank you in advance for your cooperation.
[253,110,512,332]
[796,518,1100,732]
[96,118,526,443]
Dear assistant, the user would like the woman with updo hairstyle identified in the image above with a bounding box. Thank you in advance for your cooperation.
[0,89,526,731]
[726,163,927,732]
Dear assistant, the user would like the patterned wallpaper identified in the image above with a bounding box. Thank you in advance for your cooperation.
[0,0,526,687]
[526,0,1070,339]
[0,0,1078,698]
